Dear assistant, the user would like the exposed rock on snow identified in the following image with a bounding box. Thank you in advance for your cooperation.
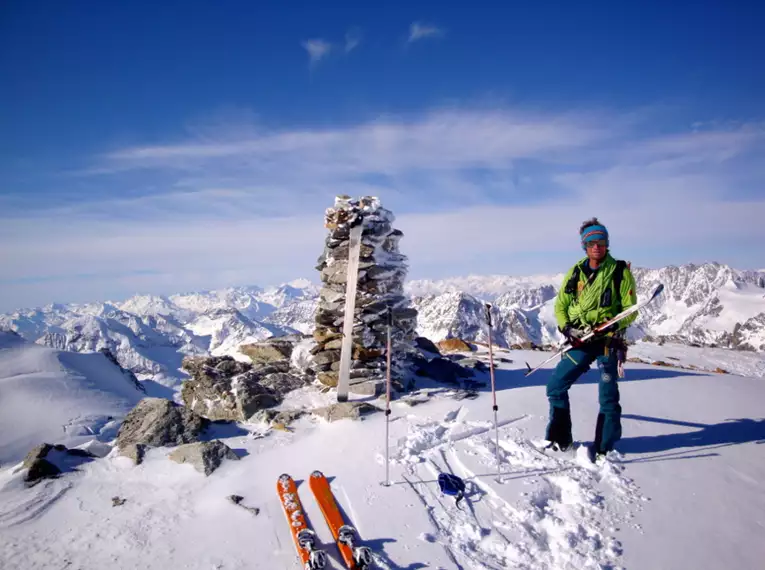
[251,409,306,428]
[415,336,441,355]
[312,401,380,422]
[168,440,239,476]
[310,196,420,394]
[21,444,61,485]
[437,338,473,353]
[415,357,474,385]
[116,398,208,451]
[239,335,298,364]
[121,443,147,465]
[21,443,97,486]
[180,356,307,421]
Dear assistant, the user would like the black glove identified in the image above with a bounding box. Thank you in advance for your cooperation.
[560,324,586,348]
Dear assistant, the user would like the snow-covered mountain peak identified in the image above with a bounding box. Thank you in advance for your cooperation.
[286,278,316,290]
[406,273,564,300]
[170,286,268,321]
[117,294,179,317]
[187,308,278,361]
[493,284,557,310]
[258,283,319,309]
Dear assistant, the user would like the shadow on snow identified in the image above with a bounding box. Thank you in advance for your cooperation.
[472,364,702,394]
[618,414,765,459]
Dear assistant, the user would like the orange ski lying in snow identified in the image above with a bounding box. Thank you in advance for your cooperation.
[277,473,327,570]
[309,470,373,570]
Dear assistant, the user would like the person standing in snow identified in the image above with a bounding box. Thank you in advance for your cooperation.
[545,217,638,458]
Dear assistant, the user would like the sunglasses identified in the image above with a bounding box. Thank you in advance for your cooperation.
[584,240,607,249]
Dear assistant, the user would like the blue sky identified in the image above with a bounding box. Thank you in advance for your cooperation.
[1,0,764,310]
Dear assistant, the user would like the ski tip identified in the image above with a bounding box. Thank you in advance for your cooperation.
[310,470,324,479]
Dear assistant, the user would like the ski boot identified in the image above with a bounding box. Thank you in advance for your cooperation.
[297,529,327,570]
[338,525,374,569]
[544,440,574,453]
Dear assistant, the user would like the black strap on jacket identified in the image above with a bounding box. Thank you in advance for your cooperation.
[564,259,628,313]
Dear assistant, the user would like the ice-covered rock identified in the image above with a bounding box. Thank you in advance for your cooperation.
[181,355,307,421]
[310,196,420,394]
[168,440,239,476]
[116,398,208,450]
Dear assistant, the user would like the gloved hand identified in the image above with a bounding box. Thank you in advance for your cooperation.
[560,324,586,348]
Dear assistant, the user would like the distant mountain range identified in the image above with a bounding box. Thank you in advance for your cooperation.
[409,263,765,351]
[2,263,764,388]
[0,282,318,388]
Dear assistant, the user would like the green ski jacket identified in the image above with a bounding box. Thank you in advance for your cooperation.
[554,253,639,332]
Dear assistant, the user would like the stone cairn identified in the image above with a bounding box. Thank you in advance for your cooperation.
[310,196,419,395]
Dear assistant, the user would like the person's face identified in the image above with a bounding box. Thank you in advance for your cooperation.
[585,239,608,262]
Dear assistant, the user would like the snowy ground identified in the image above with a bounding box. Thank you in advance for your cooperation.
[0,332,142,466]
[629,340,765,378]
[2,344,765,570]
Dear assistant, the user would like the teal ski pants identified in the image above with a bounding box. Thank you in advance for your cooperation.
[545,341,622,453]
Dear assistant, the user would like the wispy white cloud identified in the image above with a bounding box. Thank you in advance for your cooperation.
[408,22,445,43]
[345,27,362,53]
[3,106,765,309]
[102,109,612,173]
[301,38,332,66]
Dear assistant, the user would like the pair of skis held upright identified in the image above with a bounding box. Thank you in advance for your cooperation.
[278,471,373,570]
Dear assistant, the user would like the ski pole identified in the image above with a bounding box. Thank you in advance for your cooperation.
[484,303,501,480]
[384,306,393,487]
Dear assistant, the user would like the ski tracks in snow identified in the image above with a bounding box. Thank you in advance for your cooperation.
[393,407,646,570]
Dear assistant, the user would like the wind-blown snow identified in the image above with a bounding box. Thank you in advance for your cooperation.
[0,332,143,465]
[1,344,763,569]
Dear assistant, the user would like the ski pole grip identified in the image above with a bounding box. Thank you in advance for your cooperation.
[484,303,492,326]
[386,306,393,326]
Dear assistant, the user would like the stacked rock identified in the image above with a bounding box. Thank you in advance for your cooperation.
[311,195,419,394]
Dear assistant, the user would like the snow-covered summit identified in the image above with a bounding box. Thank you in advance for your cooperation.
[258,283,320,309]
[0,333,143,464]
[1,343,763,570]
[117,294,180,317]
[186,308,280,361]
